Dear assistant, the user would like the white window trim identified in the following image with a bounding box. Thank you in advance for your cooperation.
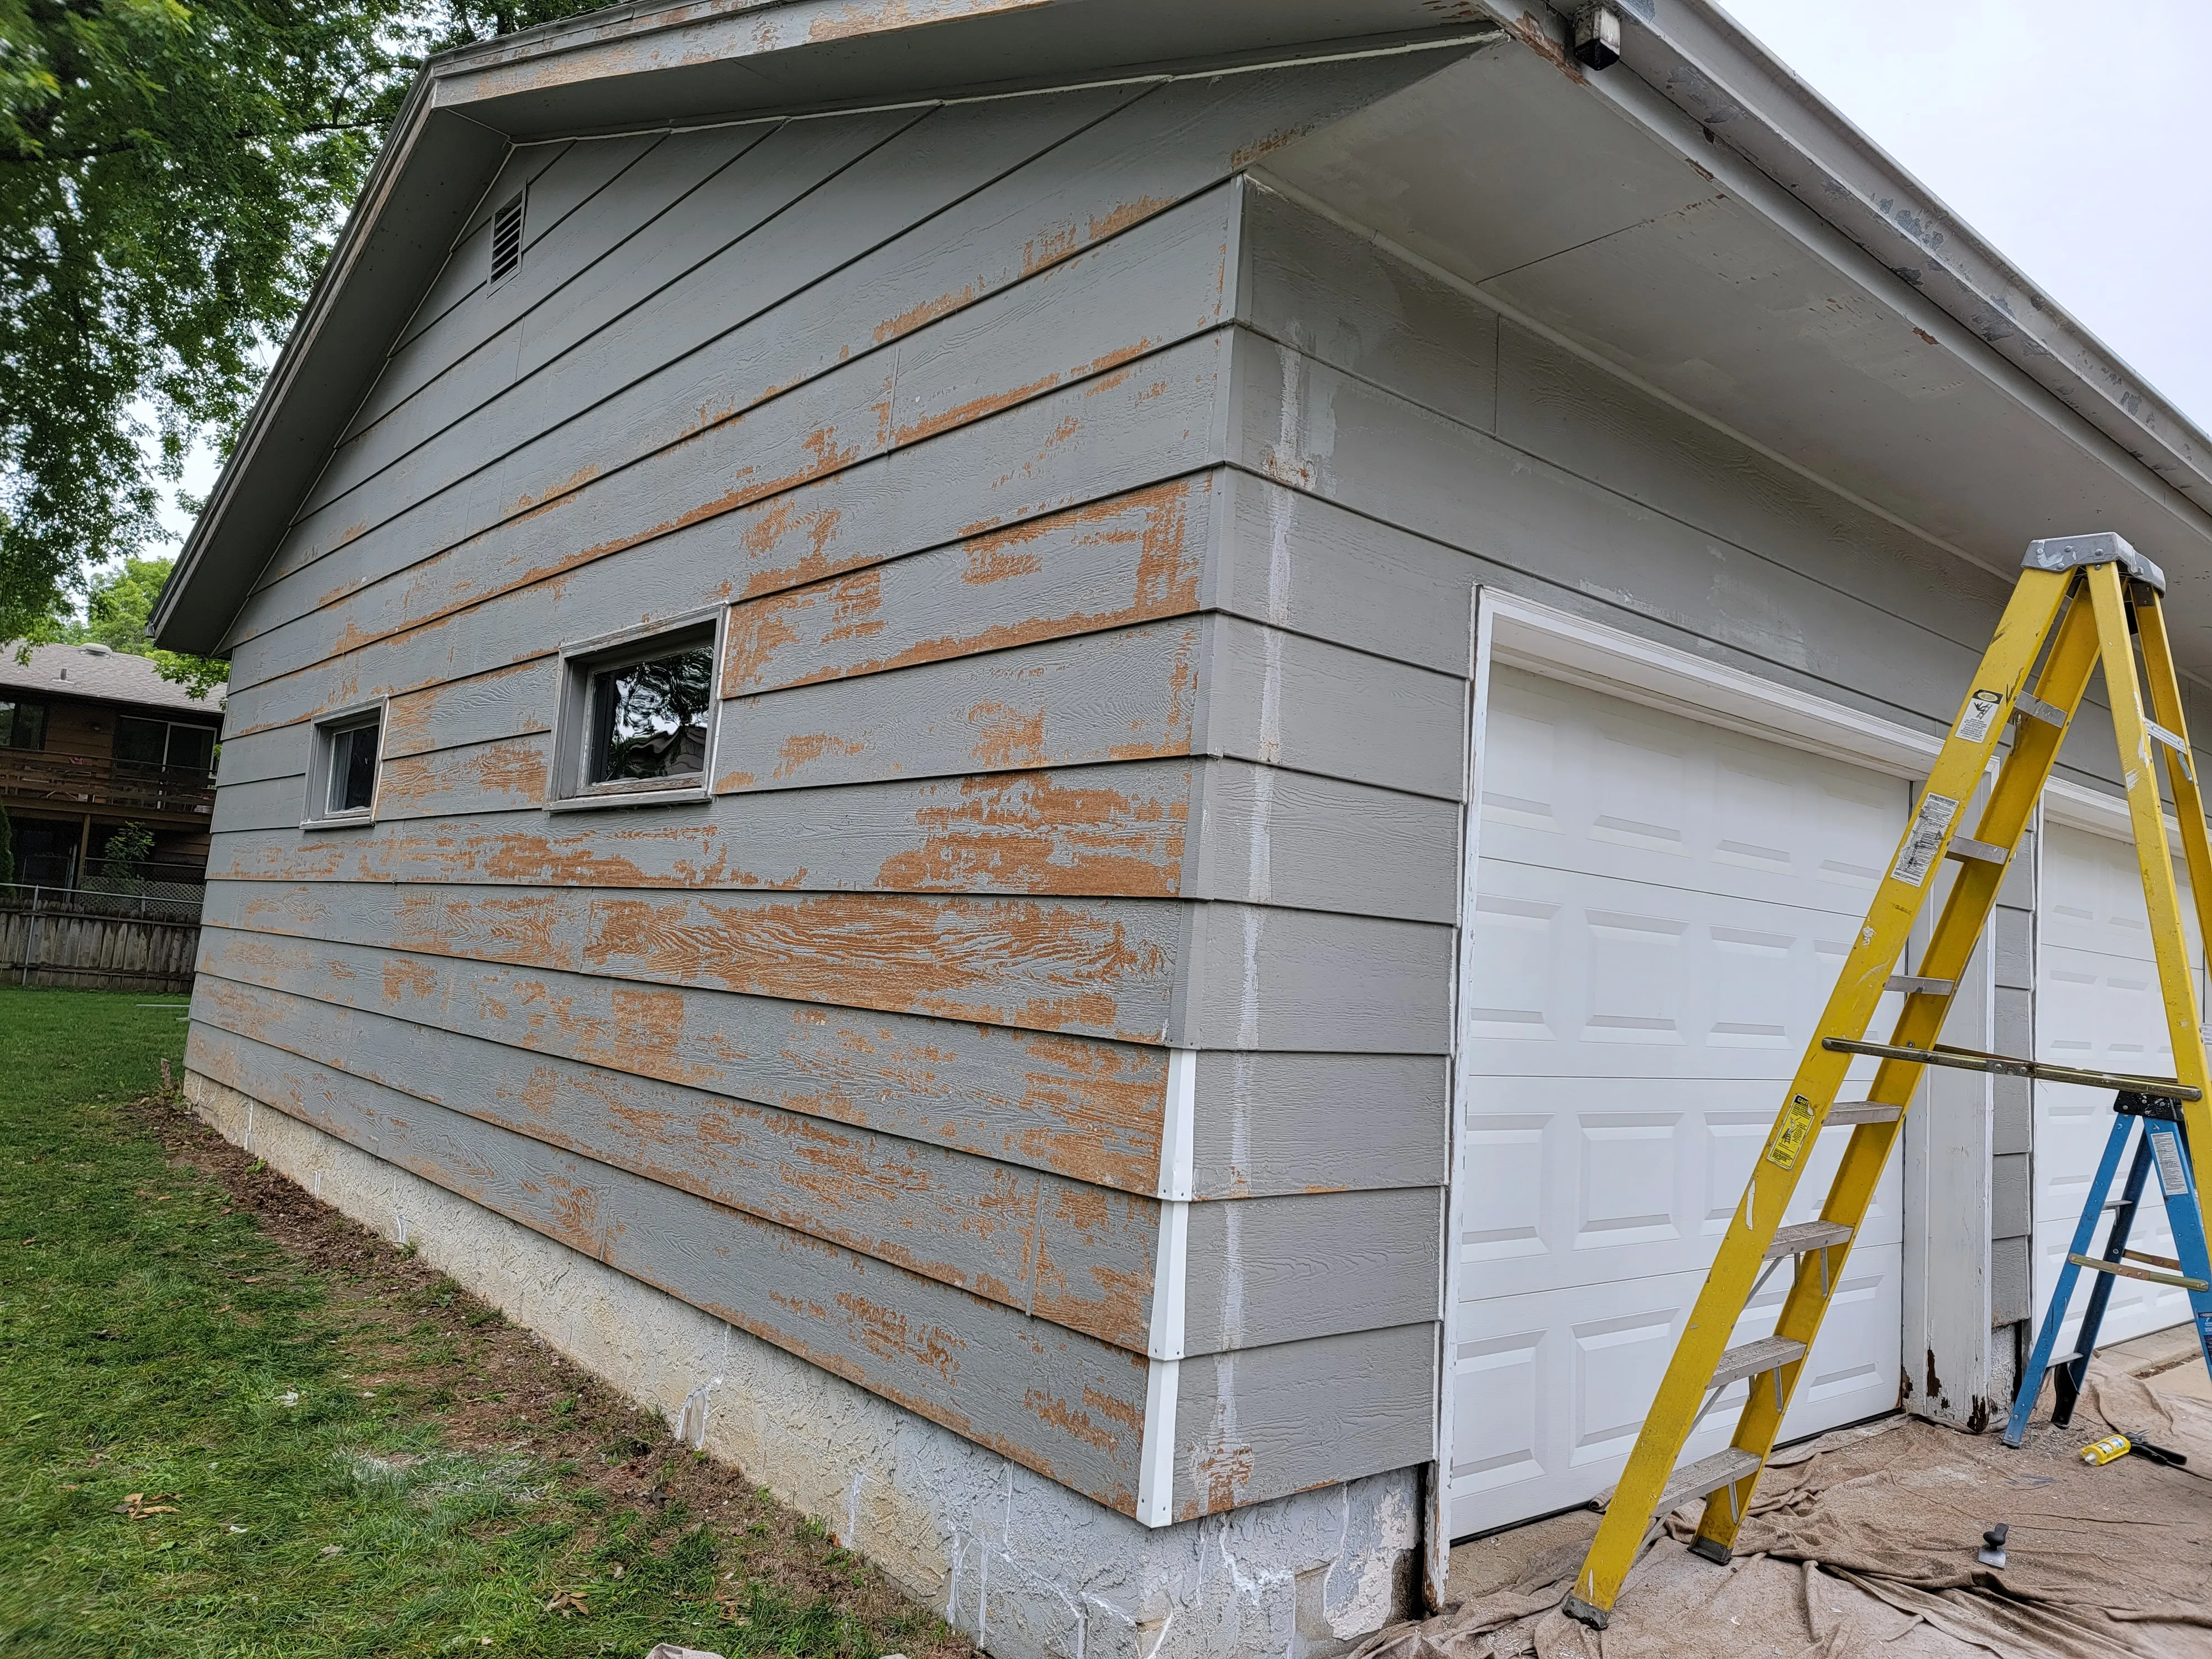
[547,607,727,813]
[300,698,388,831]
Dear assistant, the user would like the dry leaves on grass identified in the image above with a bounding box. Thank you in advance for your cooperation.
[116,1493,178,1519]
[544,1589,591,1618]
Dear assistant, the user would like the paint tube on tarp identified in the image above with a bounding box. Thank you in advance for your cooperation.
[2080,1433,2130,1465]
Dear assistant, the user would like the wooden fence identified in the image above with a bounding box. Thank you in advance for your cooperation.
[2,890,200,993]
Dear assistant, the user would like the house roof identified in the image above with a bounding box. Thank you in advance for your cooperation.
[153,0,2212,674]
[0,644,226,717]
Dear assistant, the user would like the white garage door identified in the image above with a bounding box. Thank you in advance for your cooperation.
[1451,667,1907,1537]
[2033,822,2204,1353]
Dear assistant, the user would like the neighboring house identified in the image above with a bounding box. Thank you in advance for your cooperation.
[148,4,2212,1655]
[0,643,223,885]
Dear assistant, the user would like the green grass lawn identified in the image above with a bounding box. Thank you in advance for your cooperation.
[0,986,962,1659]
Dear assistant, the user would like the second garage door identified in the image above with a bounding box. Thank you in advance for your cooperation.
[1450,667,1908,1537]
[2033,820,2205,1353]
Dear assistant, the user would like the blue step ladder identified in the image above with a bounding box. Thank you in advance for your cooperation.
[2005,1089,2212,1446]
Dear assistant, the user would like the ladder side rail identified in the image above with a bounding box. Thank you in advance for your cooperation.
[2124,588,2212,1206]
[2142,1117,2212,1377]
[2084,567,2212,1188]
[1564,568,2077,1620]
[1694,587,2106,1554]
[2001,1113,2136,1445]
[2054,1126,2157,1428]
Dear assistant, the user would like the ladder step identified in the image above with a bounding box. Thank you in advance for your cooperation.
[2065,1251,2210,1292]
[1653,1448,1764,1518]
[2013,691,2067,727]
[1945,836,2010,865]
[2124,1248,2185,1271]
[1708,1335,1808,1390]
[1764,1220,1853,1260]
[1885,975,1955,996]
[1827,1102,1903,1125]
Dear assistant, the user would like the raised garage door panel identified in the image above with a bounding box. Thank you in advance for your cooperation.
[1452,669,1906,1536]
[2034,822,2204,1352]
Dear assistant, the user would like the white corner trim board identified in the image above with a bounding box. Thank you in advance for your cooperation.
[1137,1048,1198,1528]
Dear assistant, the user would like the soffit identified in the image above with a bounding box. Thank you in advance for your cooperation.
[1260,40,2212,673]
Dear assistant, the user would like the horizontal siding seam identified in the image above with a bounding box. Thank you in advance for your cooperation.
[330,125,783,481]
[190,962,1144,1187]
[725,584,1470,707]
[186,980,1164,1352]
[189,1048,1147,1516]
[221,461,1226,731]
[1228,325,1990,660]
[228,185,1238,667]
[1213,456,1974,752]
[701,748,1466,810]
[199,870,1457,943]
[298,110,931,541]
[221,328,1234,700]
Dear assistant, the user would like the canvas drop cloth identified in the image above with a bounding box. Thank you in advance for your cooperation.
[1354,1361,2212,1659]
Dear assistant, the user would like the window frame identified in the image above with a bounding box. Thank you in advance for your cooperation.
[549,610,725,813]
[0,696,48,752]
[301,700,387,830]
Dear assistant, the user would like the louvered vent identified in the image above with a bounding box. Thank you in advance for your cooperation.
[490,194,524,283]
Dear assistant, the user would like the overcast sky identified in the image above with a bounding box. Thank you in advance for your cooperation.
[1719,0,2212,431]
[150,4,2212,549]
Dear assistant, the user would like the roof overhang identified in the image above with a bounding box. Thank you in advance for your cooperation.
[157,0,2212,679]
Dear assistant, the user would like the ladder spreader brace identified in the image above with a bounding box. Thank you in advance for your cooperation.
[1562,533,2212,1630]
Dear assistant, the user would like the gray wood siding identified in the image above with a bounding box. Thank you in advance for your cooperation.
[192,53,1477,1525]
[190,1022,1151,1510]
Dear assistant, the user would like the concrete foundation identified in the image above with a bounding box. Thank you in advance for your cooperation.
[185,1070,1420,1659]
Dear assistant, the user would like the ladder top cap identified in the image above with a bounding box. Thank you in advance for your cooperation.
[2023,531,2166,593]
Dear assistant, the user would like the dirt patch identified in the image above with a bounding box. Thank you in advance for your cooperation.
[138,1092,973,1658]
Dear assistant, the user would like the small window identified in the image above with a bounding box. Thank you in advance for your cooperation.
[0,697,47,751]
[306,707,382,825]
[555,619,719,806]
[490,192,524,284]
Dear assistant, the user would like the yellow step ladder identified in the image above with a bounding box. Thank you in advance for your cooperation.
[1562,533,2212,1629]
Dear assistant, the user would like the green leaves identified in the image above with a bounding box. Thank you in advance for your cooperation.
[0,0,610,649]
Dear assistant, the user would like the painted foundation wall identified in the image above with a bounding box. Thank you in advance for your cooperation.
[186,52,1467,1547]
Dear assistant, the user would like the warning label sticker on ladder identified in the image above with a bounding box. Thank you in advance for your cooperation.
[1890,792,1960,888]
[1954,689,2005,743]
[2153,1129,2191,1198]
[1767,1094,1817,1170]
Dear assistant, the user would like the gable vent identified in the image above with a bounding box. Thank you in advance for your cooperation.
[490,193,525,284]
